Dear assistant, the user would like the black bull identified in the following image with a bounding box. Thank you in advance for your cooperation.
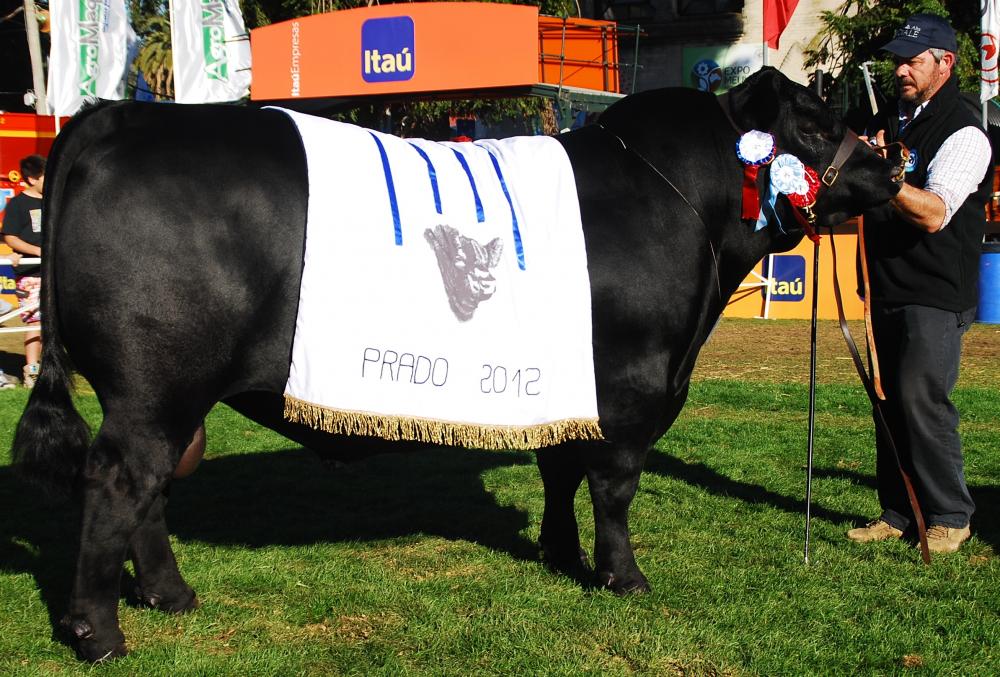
[12,68,899,661]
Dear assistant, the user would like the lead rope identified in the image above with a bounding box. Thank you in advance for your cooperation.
[857,218,886,399]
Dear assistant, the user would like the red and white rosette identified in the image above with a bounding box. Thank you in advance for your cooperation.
[770,153,819,208]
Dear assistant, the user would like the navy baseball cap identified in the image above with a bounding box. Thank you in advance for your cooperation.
[881,13,958,58]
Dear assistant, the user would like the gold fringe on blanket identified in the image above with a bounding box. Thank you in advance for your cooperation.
[283,395,604,450]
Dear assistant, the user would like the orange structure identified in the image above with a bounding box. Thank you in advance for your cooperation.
[538,16,620,93]
[0,113,62,198]
[250,3,621,103]
[0,113,65,305]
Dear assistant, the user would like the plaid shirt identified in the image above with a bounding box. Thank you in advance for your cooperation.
[902,103,992,228]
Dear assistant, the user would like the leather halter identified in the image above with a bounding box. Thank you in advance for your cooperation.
[819,129,859,189]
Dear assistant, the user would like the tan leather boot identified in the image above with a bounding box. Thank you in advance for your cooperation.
[847,519,904,543]
[925,525,971,554]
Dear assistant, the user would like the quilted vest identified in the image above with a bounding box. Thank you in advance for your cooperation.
[862,75,991,312]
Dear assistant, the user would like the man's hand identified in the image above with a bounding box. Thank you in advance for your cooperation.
[860,129,945,233]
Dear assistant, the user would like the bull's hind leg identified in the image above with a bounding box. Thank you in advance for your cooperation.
[536,446,590,579]
[62,418,180,662]
[128,491,198,613]
[127,426,204,612]
[585,443,651,594]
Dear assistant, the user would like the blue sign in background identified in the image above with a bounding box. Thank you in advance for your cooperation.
[0,188,18,309]
[762,255,806,302]
[361,17,415,83]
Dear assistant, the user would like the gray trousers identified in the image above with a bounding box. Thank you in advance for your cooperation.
[871,303,976,530]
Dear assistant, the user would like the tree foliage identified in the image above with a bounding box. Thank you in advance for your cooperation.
[131,12,174,99]
[803,0,984,104]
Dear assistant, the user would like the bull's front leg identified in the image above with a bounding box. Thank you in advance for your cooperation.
[62,423,176,662]
[585,442,651,594]
[128,491,198,614]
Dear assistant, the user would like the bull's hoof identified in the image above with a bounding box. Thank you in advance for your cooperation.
[597,570,651,595]
[60,616,128,663]
[135,585,199,614]
[540,541,593,580]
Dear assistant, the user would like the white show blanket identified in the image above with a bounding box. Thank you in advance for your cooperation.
[277,108,601,449]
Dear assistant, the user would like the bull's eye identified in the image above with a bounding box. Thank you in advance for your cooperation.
[799,122,819,136]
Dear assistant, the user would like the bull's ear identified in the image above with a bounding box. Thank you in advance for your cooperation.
[426,224,460,250]
[728,67,786,132]
[485,238,503,268]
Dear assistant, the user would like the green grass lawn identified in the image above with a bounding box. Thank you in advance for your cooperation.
[1,379,998,675]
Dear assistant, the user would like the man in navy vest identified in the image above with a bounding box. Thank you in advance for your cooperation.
[846,14,991,553]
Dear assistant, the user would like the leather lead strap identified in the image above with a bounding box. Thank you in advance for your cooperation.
[856,217,885,399]
[827,226,930,564]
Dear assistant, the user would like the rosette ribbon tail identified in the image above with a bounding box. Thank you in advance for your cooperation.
[790,204,821,244]
[742,164,761,219]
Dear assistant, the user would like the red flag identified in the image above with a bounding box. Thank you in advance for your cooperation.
[764,0,800,50]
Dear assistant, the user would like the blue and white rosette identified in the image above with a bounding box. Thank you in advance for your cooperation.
[735,130,776,166]
[770,154,810,196]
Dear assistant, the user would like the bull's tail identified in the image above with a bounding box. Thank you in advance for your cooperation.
[9,104,118,495]
[11,328,91,495]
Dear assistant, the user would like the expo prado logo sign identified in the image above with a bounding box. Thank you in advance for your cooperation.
[686,45,761,94]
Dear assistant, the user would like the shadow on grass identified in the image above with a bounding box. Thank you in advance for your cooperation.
[167,446,536,553]
[645,451,868,526]
[0,445,536,641]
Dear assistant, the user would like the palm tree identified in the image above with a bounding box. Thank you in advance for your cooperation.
[133,14,174,100]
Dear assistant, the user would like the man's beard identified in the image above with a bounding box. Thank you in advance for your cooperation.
[898,79,924,105]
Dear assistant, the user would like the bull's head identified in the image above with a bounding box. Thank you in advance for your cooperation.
[425,224,503,322]
[727,67,901,233]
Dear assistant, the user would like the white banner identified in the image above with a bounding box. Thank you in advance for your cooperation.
[279,111,601,450]
[170,0,251,103]
[984,0,999,102]
[47,0,134,116]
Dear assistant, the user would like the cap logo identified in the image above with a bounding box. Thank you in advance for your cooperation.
[897,24,921,39]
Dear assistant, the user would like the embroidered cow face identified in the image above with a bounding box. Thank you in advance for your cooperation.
[424,224,503,322]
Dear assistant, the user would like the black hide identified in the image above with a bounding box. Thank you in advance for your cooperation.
[11,68,899,661]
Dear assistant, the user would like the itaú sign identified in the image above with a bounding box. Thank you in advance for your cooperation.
[250,3,539,101]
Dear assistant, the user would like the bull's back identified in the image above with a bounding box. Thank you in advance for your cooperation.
[51,103,309,398]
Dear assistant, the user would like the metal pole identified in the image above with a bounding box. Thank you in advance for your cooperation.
[860,62,878,116]
[804,239,819,564]
[23,0,47,114]
[631,25,640,94]
[804,71,824,565]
